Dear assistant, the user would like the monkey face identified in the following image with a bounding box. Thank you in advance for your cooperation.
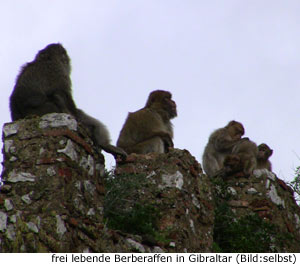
[227,123,244,141]
[146,90,177,118]
[164,95,177,118]
[257,144,273,159]
[234,125,245,139]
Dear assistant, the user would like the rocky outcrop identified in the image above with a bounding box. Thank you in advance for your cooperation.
[0,113,299,252]
[0,114,214,252]
[214,169,300,252]
[114,150,214,252]
[0,114,107,252]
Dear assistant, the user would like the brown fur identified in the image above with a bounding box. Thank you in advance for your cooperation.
[223,154,243,176]
[256,143,273,171]
[10,43,76,120]
[202,120,245,177]
[117,90,177,154]
[231,139,258,176]
[10,43,126,158]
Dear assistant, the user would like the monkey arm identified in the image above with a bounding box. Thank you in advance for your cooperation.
[11,85,47,107]
[134,131,173,150]
[134,109,173,144]
[132,119,173,144]
[117,108,174,154]
[214,138,236,151]
[50,90,78,116]
[120,131,173,154]
[148,131,173,148]
[212,129,236,152]
[10,84,49,120]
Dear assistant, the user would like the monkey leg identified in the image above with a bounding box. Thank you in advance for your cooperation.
[11,92,65,120]
[242,156,257,176]
[203,154,224,178]
[125,137,165,154]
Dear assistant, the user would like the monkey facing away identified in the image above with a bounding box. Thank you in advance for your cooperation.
[227,139,258,176]
[10,43,126,158]
[202,120,245,178]
[116,90,177,154]
[10,43,77,120]
[256,143,273,171]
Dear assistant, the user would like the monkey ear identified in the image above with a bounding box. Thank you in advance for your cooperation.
[270,149,273,156]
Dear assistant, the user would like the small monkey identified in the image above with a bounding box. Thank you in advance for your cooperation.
[117,90,177,154]
[223,154,243,176]
[202,120,245,178]
[10,43,126,158]
[230,139,258,176]
[256,143,273,171]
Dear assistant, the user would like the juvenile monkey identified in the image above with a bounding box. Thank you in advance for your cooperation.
[202,121,245,178]
[223,154,243,176]
[256,143,273,171]
[230,139,258,176]
[117,90,177,154]
[10,43,126,158]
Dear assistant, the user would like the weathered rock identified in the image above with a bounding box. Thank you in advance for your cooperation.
[114,149,214,252]
[215,168,300,252]
[0,115,214,253]
[1,114,299,253]
[0,114,110,252]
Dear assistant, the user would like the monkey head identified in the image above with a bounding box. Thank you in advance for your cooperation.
[145,90,177,119]
[225,120,245,141]
[35,43,71,74]
[257,143,273,160]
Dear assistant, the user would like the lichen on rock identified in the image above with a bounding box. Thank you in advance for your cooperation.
[39,113,77,131]
[6,171,36,183]
[213,167,300,252]
[0,114,108,252]
[1,114,300,252]
[112,149,214,252]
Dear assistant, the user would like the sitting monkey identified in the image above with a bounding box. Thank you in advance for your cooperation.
[256,143,273,171]
[117,90,177,154]
[10,43,126,159]
[202,121,245,177]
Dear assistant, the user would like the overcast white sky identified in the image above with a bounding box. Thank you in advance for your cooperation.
[1,0,300,182]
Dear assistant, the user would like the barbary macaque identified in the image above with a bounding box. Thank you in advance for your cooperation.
[202,121,245,177]
[230,139,258,176]
[117,90,177,154]
[9,43,126,158]
[256,143,273,171]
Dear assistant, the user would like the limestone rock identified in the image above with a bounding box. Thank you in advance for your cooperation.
[114,149,214,252]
